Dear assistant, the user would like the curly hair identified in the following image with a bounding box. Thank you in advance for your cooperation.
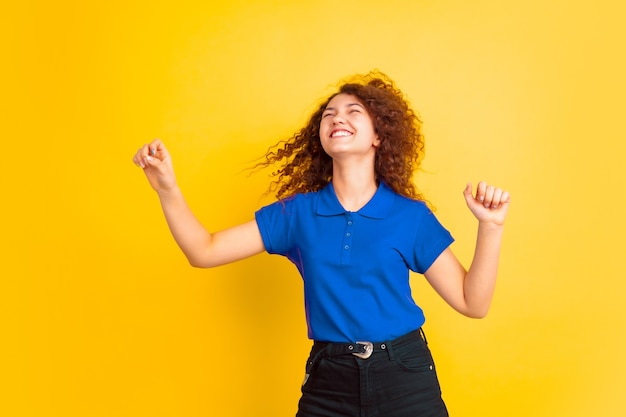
[258,70,427,201]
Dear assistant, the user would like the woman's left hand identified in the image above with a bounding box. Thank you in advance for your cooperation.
[463,181,511,226]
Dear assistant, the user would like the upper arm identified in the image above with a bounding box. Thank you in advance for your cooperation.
[423,247,469,315]
[193,219,266,268]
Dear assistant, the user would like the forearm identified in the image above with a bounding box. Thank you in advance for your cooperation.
[463,222,505,317]
[157,186,212,266]
[134,141,264,268]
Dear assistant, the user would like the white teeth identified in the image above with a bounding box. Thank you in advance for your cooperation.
[331,130,352,138]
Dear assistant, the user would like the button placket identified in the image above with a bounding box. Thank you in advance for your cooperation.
[340,214,354,264]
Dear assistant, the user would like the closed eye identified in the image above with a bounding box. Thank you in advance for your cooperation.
[347,102,365,113]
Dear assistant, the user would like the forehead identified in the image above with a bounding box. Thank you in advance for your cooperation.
[325,93,363,109]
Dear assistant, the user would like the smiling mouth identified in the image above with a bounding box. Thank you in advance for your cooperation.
[330,129,353,138]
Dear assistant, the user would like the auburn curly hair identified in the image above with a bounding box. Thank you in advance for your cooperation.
[258,70,427,201]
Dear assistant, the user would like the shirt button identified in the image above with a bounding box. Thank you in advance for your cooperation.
[344,245,350,250]
[347,221,353,225]
[346,233,351,237]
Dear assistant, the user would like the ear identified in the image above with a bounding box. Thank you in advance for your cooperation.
[372,135,381,148]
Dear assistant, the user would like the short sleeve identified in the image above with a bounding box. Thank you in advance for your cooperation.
[254,199,294,256]
[411,210,454,274]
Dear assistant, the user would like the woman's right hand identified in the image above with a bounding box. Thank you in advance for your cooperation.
[131,139,266,268]
[132,139,177,193]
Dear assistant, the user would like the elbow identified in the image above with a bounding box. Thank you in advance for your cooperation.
[187,256,217,269]
[188,260,206,268]
[184,246,222,268]
[461,305,491,319]
[466,310,489,319]
[188,259,206,268]
[458,305,490,319]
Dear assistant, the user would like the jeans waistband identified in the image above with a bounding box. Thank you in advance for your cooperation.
[313,328,427,359]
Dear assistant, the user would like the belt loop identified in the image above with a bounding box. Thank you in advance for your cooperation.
[306,343,327,373]
[420,327,428,345]
[385,340,395,361]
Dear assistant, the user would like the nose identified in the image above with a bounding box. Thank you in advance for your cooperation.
[332,113,346,124]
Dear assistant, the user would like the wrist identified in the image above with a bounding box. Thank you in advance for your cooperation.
[156,184,182,199]
[477,221,505,231]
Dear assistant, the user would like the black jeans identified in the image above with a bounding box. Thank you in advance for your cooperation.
[296,329,449,417]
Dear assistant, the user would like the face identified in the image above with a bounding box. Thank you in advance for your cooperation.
[319,93,380,159]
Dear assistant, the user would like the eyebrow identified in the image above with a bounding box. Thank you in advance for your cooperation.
[323,102,365,112]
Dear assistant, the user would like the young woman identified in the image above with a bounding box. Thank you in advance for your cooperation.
[132,71,510,416]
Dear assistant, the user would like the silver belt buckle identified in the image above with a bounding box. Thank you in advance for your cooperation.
[352,341,374,359]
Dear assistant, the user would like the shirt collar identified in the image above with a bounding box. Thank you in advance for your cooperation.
[316,181,395,219]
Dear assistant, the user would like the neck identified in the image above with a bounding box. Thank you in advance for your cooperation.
[331,161,378,212]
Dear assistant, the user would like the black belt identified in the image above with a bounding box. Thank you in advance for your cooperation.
[314,328,425,360]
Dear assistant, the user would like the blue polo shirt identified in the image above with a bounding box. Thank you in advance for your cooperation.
[255,181,454,343]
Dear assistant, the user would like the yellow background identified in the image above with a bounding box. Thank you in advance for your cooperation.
[2,0,625,416]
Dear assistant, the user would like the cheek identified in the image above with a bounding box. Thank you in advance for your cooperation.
[319,120,331,138]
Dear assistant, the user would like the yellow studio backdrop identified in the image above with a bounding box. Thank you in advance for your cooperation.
[1,0,624,416]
